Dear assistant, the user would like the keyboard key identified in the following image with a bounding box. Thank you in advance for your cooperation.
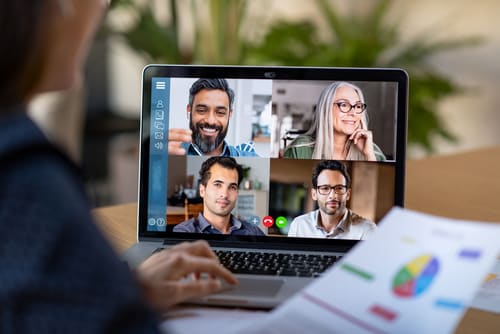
[213,250,340,277]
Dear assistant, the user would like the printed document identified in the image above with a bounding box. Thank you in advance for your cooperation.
[239,207,500,334]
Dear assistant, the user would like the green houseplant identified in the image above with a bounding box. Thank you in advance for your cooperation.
[242,0,482,152]
[105,0,482,153]
[106,0,247,64]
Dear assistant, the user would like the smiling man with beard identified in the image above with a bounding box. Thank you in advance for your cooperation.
[288,160,376,239]
[171,78,258,157]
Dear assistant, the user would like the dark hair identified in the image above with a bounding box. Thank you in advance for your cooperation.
[311,160,351,188]
[0,2,50,108]
[199,156,243,187]
[189,78,235,110]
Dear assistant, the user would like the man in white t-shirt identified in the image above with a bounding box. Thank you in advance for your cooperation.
[288,160,376,240]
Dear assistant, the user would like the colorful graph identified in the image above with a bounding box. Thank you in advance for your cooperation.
[393,254,439,298]
[483,276,500,289]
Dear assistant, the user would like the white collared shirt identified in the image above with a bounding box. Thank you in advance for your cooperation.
[288,209,376,240]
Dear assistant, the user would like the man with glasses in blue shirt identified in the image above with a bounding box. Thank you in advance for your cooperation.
[288,160,376,239]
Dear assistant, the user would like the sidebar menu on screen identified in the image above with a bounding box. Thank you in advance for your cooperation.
[147,78,170,232]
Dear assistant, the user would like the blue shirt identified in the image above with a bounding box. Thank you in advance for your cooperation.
[173,213,265,235]
[0,108,160,333]
[181,140,259,157]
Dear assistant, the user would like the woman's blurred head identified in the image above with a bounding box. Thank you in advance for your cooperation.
[0,0,106,109]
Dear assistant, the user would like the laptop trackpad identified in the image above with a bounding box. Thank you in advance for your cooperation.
[219,277,284,297]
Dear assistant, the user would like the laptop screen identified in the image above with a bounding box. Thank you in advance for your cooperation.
[139,65,407,251]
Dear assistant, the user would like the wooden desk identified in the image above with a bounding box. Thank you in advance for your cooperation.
[93,146,500,333]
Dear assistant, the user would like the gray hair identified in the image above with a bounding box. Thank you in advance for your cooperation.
[306,82,369,160]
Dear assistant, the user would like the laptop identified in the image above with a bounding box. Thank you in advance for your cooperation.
[124,65,408,308]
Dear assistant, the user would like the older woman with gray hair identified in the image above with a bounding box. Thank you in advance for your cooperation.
[283,81,385,161]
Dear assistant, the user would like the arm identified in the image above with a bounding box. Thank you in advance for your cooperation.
[135,240,237,313]
[0,154,161,332]
[373,142,387,161]
[283,136,314,159]
[283,146,298,158]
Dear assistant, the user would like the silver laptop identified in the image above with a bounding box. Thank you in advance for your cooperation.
[124,65,408,308]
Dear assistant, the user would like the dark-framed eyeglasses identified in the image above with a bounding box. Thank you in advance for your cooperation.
[334,101,367,114]
[316,184,348,195]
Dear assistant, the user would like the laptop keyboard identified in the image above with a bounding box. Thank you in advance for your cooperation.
[214,250,341,277]
[152,248,341,277]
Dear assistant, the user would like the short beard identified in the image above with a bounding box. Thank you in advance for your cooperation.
[319,200,344,216]
[190,117,228,154]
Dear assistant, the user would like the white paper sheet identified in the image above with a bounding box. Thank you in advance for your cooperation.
[161,306,266,334]
[469,258,500,313]
[238,207,500,334]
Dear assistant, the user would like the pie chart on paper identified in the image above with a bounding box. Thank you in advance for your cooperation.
[392,254,439,298]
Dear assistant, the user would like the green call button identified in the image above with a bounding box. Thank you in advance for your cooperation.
[275,216,288,228]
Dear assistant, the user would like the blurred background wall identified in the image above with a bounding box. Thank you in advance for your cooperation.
[29,0,500,206]
[105,0,500,155]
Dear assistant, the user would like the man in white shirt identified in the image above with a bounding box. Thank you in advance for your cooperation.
[288,160,376,239]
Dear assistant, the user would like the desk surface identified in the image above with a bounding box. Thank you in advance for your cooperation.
[93,146,500,334]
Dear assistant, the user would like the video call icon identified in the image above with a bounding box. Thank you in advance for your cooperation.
[275,216,288,228]
[249,215,260,226]
[262,216,274,228]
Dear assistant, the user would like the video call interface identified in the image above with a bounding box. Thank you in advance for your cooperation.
[146,77,400,241]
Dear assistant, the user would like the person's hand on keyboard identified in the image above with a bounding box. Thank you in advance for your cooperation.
[135,240,237,314]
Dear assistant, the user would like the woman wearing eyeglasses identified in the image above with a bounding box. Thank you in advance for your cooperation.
[283,81,386,161]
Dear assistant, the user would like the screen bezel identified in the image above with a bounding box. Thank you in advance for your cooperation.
[138,65,408,252]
